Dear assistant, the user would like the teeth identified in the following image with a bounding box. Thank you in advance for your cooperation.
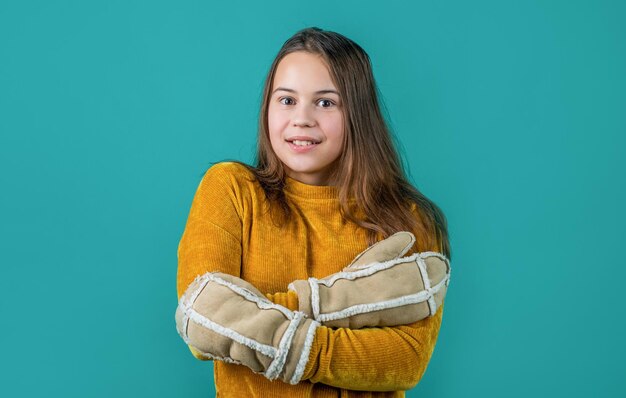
[292,140,317,146]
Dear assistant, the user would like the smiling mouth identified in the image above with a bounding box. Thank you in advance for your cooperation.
[286,140,320,152]
[286,139,321,147]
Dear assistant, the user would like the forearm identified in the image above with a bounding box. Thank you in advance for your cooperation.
[188,276,444,388]
[264,248,447,391]
[301,303,445,391]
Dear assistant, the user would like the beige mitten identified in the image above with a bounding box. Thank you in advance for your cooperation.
[288,231,451,329]
[175,272,320,385]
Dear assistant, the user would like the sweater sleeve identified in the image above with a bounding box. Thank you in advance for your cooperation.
[299,303,444,391]
[266,290,300,310]
[293,226,447,392]
[266,278,445,391]
[176,164,244,361]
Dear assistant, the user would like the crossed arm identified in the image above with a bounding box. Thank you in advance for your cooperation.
[268,291,444,391]
[177,219,445,391]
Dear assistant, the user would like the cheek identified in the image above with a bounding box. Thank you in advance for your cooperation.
[323,113,344,140]
[267,109,285,137]
[267,117,287,152]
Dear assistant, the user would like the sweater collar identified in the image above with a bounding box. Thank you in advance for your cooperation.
[284,175,341,200]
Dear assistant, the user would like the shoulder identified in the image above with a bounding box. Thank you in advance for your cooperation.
[204,161,253,178]
[197,162,261,213]
[201,161,257,188]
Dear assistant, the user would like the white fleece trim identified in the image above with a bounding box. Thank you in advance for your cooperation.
[290,320,320,385]
[397,232,416,258]
[183,306,278,359]
[178,274,212,344]
[415,255,435,315]
[419,251,447,259]
[181,314,191,345]
[309,278,321,320]
[345,251,418,271]
[419,251,452,291]
[265,311,305,380]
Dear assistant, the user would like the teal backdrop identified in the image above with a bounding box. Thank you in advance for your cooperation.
[1,1,624,397]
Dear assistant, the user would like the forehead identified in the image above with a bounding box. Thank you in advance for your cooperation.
[272,51,337,93]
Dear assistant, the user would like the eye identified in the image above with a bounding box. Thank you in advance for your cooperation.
[278,97,295,105]
[318,99,336,108]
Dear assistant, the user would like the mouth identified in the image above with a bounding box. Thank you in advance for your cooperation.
[286,139,320,152]
[285,139,321,146]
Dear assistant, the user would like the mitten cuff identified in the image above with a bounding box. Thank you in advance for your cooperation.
[288,279,314,318]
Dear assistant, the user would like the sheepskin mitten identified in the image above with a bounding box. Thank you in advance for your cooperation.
[175,272,319,385]
[288,231,451,329]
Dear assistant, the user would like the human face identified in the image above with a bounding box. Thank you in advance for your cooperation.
[268,51,344,186]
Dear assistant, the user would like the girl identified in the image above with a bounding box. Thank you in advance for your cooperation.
[176,26,451,397]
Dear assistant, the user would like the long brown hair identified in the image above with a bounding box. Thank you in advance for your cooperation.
[210,26,451,260]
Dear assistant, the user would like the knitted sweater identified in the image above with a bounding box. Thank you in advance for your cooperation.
[176,161,445,398]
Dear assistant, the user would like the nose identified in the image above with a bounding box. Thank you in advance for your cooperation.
[292,104,315,127]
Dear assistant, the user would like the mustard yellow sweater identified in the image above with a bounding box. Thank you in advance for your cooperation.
[176,161,445,398]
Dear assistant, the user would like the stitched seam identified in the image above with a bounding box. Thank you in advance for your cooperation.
[290,320,320,384]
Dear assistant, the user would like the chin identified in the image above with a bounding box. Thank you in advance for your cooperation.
[285,162,325,173]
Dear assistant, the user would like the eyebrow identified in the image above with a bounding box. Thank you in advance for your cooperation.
[272,87,340,96]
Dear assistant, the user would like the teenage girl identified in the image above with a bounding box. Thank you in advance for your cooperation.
[176,26,451,398]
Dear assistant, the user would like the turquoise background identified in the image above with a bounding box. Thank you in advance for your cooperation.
[1,0,624,397]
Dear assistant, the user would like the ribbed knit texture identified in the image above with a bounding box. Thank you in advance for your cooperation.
[176,162,445,398]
